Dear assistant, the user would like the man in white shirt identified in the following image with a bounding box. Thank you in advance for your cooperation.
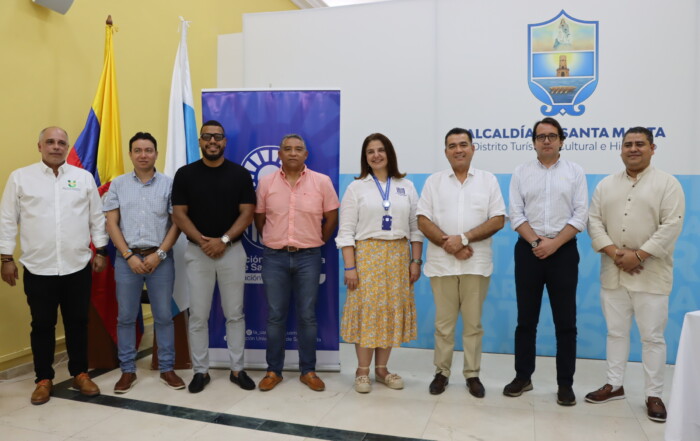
[584,127,684,423]
[504,117,588,406]
[417,127,505,398]
[0,127,108,405]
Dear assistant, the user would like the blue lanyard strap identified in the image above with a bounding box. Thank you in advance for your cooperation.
[371,175,391,211]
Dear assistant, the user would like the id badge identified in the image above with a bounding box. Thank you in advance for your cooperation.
[382,215,393,231]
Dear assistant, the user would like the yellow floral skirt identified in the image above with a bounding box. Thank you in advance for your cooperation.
[341,238,417,348]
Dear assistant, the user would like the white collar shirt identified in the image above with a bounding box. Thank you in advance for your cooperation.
[509,157,588,236]
[335,175,423,248]
[417,167,506,277]
[0,161,108,275]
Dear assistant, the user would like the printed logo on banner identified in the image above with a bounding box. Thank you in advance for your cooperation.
[241,145,281,254]
[528,10,599,116]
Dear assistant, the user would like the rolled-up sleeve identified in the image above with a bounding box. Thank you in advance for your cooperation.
[408,181,424,242]
[0,173,19,255]
[88,177,108,248]
[335,184,358,248]
[508,167,526,230]
[567,165,589,232]
[588,182,613,252]
[640,178,685,259]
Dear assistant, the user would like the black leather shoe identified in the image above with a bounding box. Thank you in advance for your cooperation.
[466,377,485,398]
[230,370,255,391]
[188,373,210,393]
[429,373,449,395]
[503,377,533,397]
[557,385,576,406]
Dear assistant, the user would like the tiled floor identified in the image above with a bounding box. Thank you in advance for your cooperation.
[0,344,670,440]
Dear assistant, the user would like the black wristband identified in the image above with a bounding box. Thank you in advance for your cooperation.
[95,248,108,256]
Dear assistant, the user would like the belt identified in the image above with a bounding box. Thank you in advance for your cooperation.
[131,247,158,256]
[280,246,306,253]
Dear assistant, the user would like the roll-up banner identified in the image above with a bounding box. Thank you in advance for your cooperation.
[202,89,341,371]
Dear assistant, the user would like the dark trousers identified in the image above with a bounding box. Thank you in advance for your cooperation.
[23,264,92,382]
[513,238,578,387]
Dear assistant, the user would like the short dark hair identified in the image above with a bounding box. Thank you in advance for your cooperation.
[623,126,654,144]
[532,117,566,142]
[129,132,157,152]
[201,120,225,136]
[357,133,406,180]
[444,127,473,146]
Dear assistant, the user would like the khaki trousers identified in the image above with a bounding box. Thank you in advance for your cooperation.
[430,274,490,378]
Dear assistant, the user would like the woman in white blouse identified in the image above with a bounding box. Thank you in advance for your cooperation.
[336,133,423,393]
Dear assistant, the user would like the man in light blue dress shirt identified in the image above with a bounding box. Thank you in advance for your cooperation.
[503,117,588,406]
[103,132,183,394]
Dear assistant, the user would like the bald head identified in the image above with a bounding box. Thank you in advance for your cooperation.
[39,126,69,145]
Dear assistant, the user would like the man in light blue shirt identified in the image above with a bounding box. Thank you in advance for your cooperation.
[103,132,183,394]
[503,117,588,406]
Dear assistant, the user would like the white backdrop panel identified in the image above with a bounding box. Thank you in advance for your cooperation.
[241,1,437,174]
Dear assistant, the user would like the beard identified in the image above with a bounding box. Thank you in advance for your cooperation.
[201,146,224,161]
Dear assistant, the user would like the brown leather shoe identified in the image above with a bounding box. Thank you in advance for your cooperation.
[160,371,186,390]
[71,372,100,397]
[585,384,625,403]
[258,371,283,391]
[114,372,137,394]
[31,379,53,405]
[646,396,667,423]
[300,372,325,391]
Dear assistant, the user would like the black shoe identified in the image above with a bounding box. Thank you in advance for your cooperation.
[429,373,449,395]
[188,373,210,393]
[557,385,576,406]
[466,377,485,398]
[230,370,255,391]
[503,378,533,397]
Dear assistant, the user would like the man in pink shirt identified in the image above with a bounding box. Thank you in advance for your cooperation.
[254,134,339,392]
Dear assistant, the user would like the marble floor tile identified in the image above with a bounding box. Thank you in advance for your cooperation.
[422,400,535,441]
[534,409,651,441]
[68,408,206,441]
[319,392,436,439]
[1,424,69,441]
[0,398,116,438]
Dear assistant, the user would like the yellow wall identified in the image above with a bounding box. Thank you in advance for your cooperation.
[0,0,297,371]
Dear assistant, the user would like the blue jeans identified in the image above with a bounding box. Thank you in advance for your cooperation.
[115,253,175,373]
[262,246,322,375]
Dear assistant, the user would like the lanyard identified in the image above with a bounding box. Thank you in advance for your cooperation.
[372,174,391,211]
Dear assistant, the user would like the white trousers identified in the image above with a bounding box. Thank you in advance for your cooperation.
[601,286,668,398]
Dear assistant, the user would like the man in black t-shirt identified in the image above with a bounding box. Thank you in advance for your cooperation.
[172,120,256,394]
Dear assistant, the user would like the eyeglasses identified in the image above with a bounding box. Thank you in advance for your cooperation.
[201,133,225,141]
[535,134,560,142]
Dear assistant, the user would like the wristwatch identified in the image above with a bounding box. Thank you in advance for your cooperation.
[410,259,423,265]
[221,234,231,245]
[460,233,469,247]
[530,238,542,248]
[156,249,167,261]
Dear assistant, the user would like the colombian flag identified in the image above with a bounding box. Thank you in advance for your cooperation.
[67,19,127,348]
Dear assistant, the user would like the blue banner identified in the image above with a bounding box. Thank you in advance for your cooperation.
[202,90,341,369]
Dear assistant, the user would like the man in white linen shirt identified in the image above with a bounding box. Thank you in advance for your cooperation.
[584,126,684,423]
[417,127,505,398]
[0,127,108,405]
[503,117,588,407]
